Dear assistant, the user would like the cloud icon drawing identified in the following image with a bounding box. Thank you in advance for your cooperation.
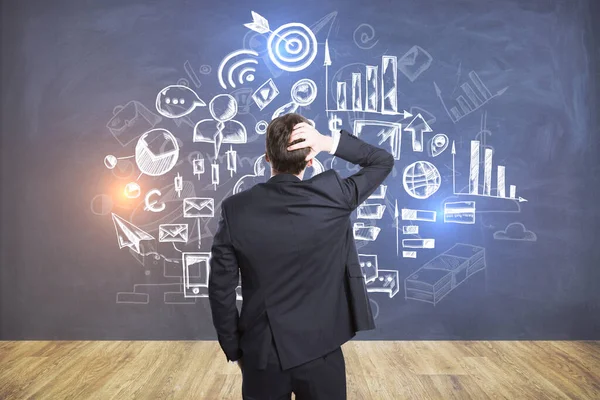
[493,222,537,242]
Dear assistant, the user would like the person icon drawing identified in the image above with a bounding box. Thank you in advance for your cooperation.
[193,94,247,159]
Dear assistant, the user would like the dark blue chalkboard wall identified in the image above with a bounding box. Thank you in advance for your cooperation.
[1,0,599,340]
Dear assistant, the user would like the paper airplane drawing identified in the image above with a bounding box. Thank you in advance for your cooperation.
[111,213,155,254]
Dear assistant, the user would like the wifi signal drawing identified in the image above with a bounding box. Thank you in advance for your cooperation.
[218,49,259,89]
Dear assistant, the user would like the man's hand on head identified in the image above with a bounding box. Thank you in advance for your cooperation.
[287,122,333,161]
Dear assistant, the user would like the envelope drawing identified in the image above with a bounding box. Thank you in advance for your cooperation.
[398,45,433,82]
[183,197,215,218]
[158,223,189,243]
[106,100,162,147]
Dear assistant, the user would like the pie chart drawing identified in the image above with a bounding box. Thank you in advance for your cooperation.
[135,129,180,177]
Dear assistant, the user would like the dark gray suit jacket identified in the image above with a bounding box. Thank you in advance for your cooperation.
[209,130,393,370]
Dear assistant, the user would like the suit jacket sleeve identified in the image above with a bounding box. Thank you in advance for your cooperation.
[333,129,395,209]
[208,202,242,362]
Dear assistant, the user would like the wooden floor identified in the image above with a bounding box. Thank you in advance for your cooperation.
[1,341,599,399]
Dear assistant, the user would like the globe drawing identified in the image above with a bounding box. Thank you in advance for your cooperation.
[403,161,441,199]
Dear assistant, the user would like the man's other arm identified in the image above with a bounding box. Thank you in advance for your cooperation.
[208,202,242,362]
[288,123,394,209]
[333,129,394,209]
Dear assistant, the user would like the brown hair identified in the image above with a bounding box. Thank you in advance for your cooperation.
[266,113,310,174]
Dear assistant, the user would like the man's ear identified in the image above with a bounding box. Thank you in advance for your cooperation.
[265,152,270,163]
[306,158,313,168]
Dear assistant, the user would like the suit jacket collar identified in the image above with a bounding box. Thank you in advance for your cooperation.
[268,174,302,183]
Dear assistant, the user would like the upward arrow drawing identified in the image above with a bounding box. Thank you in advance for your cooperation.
[395,199,399,257]
[324,40,331,114]
[324,39,331,67]
[452,140,456,194]
[404,113,433,152]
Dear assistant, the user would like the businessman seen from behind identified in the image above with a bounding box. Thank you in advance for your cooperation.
[209,113,394,399]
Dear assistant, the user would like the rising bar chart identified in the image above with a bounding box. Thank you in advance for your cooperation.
[434,70,508,123]
[331,55,401,115]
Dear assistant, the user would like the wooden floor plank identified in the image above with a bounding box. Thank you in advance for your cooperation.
[0,341,598,399]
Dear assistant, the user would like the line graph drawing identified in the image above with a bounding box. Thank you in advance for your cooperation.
[155,85,206,118]
[353,23,379,49]
[218,49,258,89]
[434,70,508,123]
[405,243,486,305]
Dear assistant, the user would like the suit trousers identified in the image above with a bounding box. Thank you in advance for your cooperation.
[241,336,347,400]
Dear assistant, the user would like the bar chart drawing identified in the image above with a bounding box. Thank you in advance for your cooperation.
[452,139,528,202]
[434,70,508,124]
[328,55,411,118]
